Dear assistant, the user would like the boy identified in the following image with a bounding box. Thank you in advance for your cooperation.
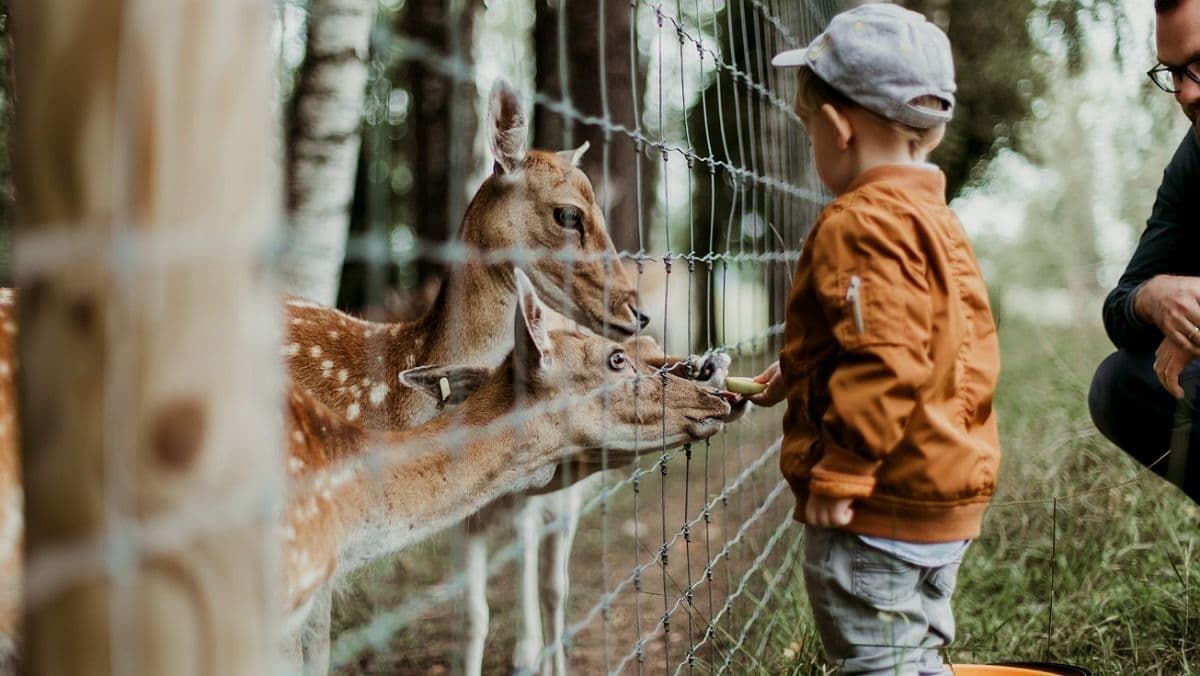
[749,4,1001,674]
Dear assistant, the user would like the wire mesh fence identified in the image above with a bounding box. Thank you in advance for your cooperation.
[315,0,841,673]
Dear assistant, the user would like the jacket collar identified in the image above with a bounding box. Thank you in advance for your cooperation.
[844,163,947,203]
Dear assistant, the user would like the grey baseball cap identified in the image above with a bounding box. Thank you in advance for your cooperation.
[772,3,955,129]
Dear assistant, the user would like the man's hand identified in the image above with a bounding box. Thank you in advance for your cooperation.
[1154,338,1199,399]
[747,360,785,407]
[1135,275,1200,350]
[805,493,854,528]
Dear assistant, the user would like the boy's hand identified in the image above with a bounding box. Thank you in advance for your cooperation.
[747,361,785,407]
[805,493,854,528]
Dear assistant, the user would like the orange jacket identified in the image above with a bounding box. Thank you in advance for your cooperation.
[779,164,1001,542]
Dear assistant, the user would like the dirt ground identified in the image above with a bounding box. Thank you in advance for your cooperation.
[329,408,803,675]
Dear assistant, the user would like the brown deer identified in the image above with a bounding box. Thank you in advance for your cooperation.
[0,275,733,674]
[283,79,661,433]
[0,289,18,672]
[280,270,733,673]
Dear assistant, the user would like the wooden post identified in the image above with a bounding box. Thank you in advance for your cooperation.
[11,1,282,674]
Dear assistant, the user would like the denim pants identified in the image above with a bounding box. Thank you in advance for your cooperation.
[803,526,960,676]
[1088,350,1199,503]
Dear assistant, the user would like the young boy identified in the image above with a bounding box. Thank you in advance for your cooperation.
[749,4,1001,674]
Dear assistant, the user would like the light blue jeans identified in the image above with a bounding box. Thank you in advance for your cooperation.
[803,525,962,676]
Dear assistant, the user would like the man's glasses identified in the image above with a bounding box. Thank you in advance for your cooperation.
[1148,60,1200,94]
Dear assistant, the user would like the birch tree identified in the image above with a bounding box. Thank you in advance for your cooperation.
[280,0,376,305]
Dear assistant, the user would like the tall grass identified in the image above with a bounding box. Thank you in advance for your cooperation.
[729,315,1200,675]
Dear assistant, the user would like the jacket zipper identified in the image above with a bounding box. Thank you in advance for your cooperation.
[846,275,865,335]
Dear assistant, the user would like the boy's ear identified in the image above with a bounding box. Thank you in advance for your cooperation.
[820,103,854,150]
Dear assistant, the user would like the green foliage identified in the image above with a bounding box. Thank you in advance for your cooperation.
[902,0,1043,196]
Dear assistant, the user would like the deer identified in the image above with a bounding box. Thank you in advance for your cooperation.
[282,78,670,433]
[0,274,733,675]
[280,270,734,674]
[280,78,732,675]
[0,289,18,672]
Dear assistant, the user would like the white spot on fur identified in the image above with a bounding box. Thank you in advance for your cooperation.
[283,343,300,357]
[321,360,334,377]
[337,369,349,384]
[292,430,305,444]
[288,457,305,473]
[282,526,296,542]
[369,382,389,405]
[346,403,361,421]
[309,345,322,358]
[328,330,339,339]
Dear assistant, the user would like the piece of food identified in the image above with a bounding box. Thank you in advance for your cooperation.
[723,376,767,395]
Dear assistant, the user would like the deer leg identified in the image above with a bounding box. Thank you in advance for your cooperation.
[465,534,489,676]
[299,585,332,676]
[512,498,544,675]
[544,488,582,676]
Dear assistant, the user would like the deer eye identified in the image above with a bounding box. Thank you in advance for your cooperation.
[554,206,584,241]
[607,350,628,371]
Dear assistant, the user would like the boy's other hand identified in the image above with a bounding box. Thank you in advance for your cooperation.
[805,493,854,528]
[747,360,785,407]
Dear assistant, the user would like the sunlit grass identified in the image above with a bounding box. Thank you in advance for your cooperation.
[729,316,1200,674]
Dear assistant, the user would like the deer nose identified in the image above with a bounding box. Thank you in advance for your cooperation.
[632,306,650,330]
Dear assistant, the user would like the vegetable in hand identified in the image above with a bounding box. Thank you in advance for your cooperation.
[723,376,767,395]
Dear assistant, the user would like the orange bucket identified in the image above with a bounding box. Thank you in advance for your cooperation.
[951,664,1090,676]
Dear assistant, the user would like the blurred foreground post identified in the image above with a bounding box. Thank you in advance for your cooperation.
[11,1,282,674]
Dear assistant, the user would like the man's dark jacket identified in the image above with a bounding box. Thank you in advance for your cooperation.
[1103,130,1200,351]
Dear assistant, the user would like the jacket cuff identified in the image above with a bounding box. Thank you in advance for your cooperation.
[809,442,880,500]
[1125,281,1154,333]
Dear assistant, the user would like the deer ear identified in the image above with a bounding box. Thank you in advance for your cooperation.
[399,365,491,405]
[488,79,528,175]
[512,268,551,373]
[556,140,590,168]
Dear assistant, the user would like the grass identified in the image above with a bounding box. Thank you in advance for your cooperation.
[326,313,1198,674]
[733,315,1200,675]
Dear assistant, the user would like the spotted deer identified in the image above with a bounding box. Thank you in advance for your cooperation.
[0,275,731,675]
[282,79,654,433]
[280,270,733,674]
[0,290,18,671]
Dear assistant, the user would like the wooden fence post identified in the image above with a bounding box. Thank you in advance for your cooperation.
[11,1,282,674]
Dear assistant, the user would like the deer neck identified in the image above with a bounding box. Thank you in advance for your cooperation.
[422,262,514,366]
[326,400,568,576]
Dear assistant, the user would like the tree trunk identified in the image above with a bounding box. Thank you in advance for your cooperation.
[281,0,376,305]
[12,1,282,674]
[337,1,479,315]
[532,0,652,255]
[401,0,479,295]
